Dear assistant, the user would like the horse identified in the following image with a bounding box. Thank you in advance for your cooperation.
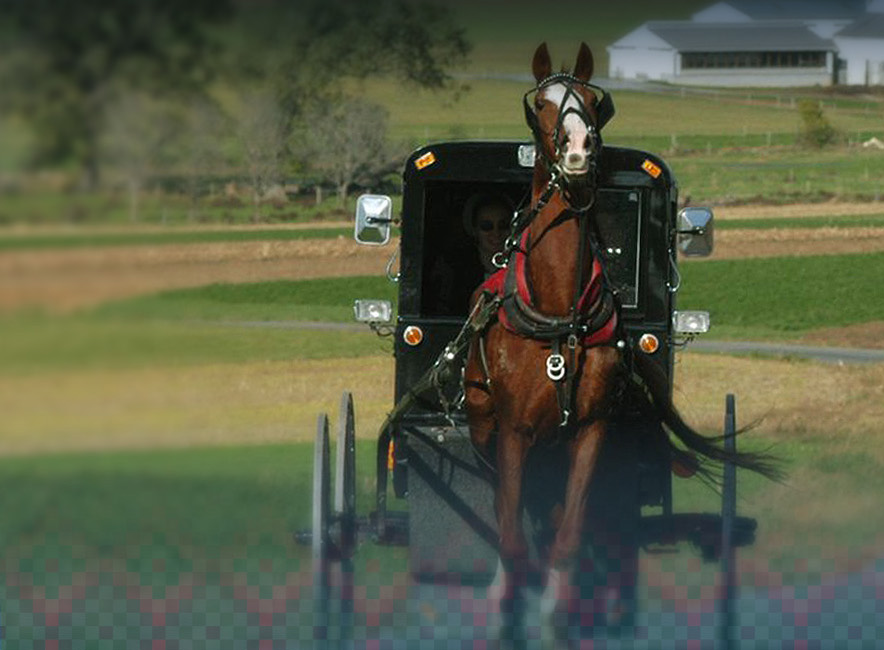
[463,42,780,649]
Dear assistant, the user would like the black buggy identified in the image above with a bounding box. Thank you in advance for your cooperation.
[301,140,754,645]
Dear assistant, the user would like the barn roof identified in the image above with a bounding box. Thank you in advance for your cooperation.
[837,13,884,37]
[714,0,865,20]
[647,20,838,52]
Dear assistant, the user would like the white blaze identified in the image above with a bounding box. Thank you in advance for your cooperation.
[544,83,590,175]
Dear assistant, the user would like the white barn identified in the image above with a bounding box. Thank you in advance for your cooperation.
[835,12,884,84]
[607,0,884,86]
[608,21,838,87]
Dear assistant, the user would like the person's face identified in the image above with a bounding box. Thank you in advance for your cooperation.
[475,204,509,258]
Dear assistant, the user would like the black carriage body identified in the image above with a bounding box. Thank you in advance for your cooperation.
[385,141,688,580]
[394,141,680,405]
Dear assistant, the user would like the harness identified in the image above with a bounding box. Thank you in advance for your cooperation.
[484,73,621,428]
[414,74,621,431]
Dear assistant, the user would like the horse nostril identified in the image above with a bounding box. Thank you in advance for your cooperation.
[567,152,585,166]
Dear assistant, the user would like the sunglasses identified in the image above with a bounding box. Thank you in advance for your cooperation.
[478,220,509,233]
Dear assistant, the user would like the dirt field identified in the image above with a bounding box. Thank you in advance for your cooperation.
[2,202,883,313]
[0,236,394,312]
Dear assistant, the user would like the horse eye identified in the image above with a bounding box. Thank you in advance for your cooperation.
[535,100,544,111]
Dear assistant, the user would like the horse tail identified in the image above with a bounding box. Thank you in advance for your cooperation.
[630,352,784,483]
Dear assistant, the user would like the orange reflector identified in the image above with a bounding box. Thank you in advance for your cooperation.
[387,439,395,471]
[642,159,662,178]
[415,151,436,170]
[638,333,660,354]
[403,325,424,346]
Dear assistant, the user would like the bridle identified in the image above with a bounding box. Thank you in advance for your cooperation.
[494,74,615,267]
[522,73,615,203]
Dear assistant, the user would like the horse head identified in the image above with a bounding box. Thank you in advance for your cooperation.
[524,42,614,207]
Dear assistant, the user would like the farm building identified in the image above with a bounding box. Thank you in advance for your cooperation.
[607,0,884,86]
[835,12,884,84]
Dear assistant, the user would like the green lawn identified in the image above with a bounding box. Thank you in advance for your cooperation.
[2,259,882,643]
[3,251,880,376]
[1,429,881,644]
[678,252,884,339]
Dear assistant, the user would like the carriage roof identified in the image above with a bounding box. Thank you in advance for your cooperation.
[401,141,677,195]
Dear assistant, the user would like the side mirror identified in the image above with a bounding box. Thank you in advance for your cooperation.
[354,194,393,245]
[677,207,714,257]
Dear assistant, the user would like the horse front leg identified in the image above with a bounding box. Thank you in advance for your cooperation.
[540,419,607,649]
[486,425,530,650]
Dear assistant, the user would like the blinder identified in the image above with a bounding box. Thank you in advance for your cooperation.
[522,73,615,149]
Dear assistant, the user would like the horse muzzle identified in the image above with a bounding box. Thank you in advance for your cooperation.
[561,151,590,177]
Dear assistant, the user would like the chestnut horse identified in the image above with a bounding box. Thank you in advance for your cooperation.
[464,43,779,649]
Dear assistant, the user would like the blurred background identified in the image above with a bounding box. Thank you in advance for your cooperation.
[1,0,883,647]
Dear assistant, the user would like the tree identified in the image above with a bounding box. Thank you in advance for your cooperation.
[297,98,402,204]
[100,93,187,222]
[235,90,289,222]
[0,0,233,188]
[798,99,838,148]
[224,0,470,128]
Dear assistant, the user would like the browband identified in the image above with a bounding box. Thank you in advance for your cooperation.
[522,73,616,141]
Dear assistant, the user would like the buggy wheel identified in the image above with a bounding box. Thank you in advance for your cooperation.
[312,413,331,646]
[334,392,357,642]
[335,391,357,555]
[718,394,738,650]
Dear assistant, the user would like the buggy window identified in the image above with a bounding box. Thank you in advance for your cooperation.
[418,183,643,317]
[421,182,526,318]
[594,189,642,309]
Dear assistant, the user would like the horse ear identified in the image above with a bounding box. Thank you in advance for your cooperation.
[573,42,594,82]
[532,42,552,82]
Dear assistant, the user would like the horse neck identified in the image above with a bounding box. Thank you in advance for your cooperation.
[526,169,592,317]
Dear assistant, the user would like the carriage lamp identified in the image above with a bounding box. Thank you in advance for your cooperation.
[403,325,424,346]
[673,310,711,335]
[354,299,392,323]
[638,333,660,354]
[518,144,536,167]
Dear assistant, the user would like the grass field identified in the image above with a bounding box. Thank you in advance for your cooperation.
[1,251,881,376]
[2,252,883,644]
[678,252,884,339]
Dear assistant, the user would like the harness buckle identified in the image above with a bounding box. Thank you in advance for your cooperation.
[546,353,566,381]
[492,251,508,269]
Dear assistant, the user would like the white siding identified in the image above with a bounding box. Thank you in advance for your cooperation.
[835,36,884,83]
[676,68,834,86]
[607,26,678,81]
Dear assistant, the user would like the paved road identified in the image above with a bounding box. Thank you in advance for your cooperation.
[689,340,884,365]
[218,321,884,365]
